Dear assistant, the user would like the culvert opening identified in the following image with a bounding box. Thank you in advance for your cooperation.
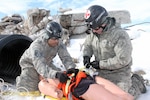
[0,34,33,83]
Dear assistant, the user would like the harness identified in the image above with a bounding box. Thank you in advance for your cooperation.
[57,71,87,100]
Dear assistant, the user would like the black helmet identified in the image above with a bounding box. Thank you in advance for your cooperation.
[84,5,108,29]
[46,21,62,39]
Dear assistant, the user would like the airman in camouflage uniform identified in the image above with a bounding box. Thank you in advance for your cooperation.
[83,5,146,99]
[16,21,76,91]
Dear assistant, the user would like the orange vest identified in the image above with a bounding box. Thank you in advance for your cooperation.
[58,71,87,100]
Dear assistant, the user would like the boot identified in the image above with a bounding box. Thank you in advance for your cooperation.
[131,74,147,93]
[128,81,141,99]
[128,74,147,99]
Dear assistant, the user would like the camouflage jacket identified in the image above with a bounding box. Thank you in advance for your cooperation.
[19,32,76,79]
[83,23,132,73]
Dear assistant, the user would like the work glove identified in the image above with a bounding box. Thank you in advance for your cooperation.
[83,56,91,68]
[90,61,100,69]
[55,72,69,83]
[66,68,79,75]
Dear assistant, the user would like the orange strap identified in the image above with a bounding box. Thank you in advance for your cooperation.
[58,71,87,100]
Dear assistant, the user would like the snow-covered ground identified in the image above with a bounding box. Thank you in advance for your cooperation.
[1,24,150,100]
[67,26,150,100]
[56,24,150,100]
[126,25,150,100]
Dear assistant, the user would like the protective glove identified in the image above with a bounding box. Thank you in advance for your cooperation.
[90,61,100,69]
[55,72,69,83]
[83,56,91,68]
[66,68,79,75]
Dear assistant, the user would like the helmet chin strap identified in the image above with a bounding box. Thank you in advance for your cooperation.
[102,17,116,32]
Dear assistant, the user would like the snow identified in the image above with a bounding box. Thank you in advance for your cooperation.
[66,25,150,100]
[126,25,150,100]
[1,25,150,100]
[51,24,150,100]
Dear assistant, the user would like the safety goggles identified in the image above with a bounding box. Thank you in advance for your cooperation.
[93,25,106,31]
[87,22,105,31]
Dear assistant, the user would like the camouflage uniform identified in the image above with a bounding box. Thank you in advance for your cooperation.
[16,31,76,91]
[83,23,141,99]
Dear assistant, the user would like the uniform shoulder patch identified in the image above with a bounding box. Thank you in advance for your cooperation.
[34,50,42,57]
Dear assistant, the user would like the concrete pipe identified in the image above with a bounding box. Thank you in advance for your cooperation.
[0,34,33,84]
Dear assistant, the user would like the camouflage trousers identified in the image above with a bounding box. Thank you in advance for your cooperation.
[16,67,40,92]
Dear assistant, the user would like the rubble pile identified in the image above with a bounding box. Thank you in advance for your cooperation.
[0,8,131,45]
[0,14,25,35]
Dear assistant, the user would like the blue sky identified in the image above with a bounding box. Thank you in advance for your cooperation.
[0,0,150,25]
